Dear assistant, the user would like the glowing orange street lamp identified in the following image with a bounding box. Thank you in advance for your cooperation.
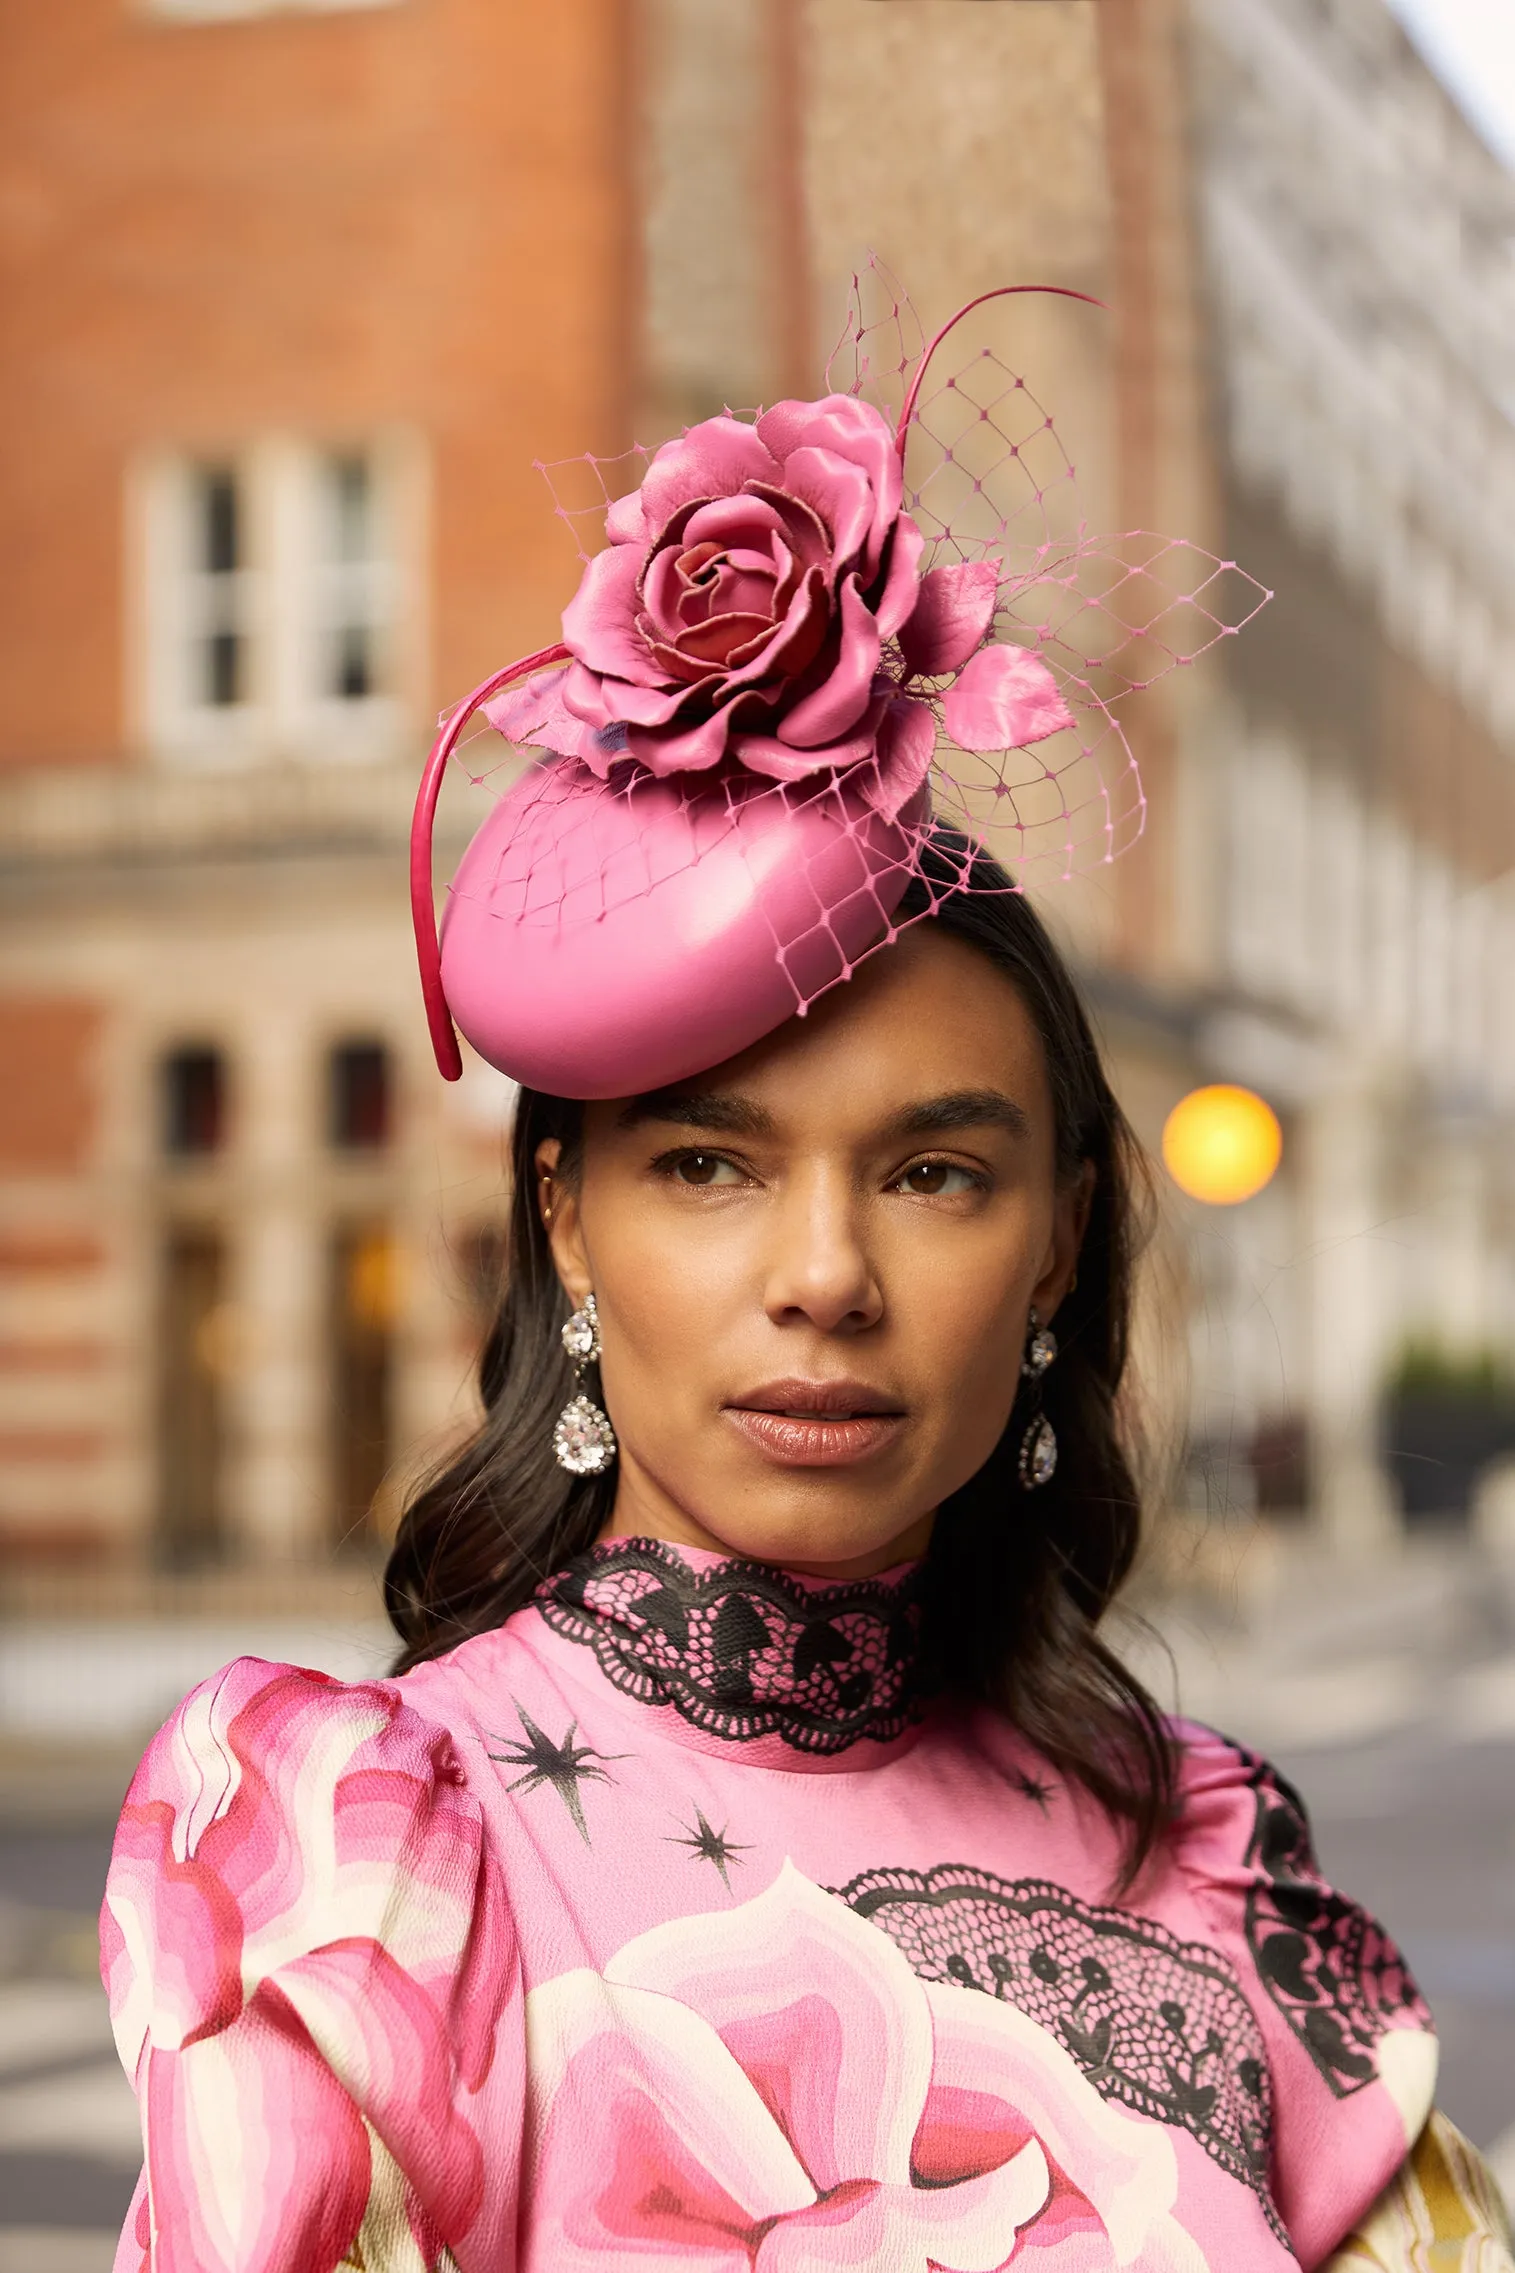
[1161,1083,1282,1206]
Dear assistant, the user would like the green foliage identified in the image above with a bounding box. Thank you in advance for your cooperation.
[1383,1337,1515,1406]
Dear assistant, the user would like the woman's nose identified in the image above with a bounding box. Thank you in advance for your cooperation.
[761,1173,883,1334]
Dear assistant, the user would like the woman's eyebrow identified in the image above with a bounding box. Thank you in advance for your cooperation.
[884,1089,1031,1141]
[615,1087,775,1137]
[615,1085,1029,1142]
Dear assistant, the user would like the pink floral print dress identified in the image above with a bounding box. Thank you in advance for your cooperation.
[101,1539,1439,2272]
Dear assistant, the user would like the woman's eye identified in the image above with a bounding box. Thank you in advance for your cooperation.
[671,1151,743,1187]
[895,1160,981,1197]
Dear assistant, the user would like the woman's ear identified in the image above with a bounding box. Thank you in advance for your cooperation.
[533,1137,592,1306]
[1031,1160,1095,1323]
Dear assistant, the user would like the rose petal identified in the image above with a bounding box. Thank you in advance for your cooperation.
[871,517,926,643]
[639,415,782,533]
[639,626,721,687]
[141,1989,371,2273]
[756,2147,1051,2273]
[866,697,936,821]
[942,644,1076,752]
[276,1941,487,2244]
[674,613,777,667]
[773,446,875,574]
[625,706,733,775]
[563,662,694,731]
[921,1984,1181,2261]
[731,695,886,784]
[604,488,648,546]
[746,483,833,578]
[112,1665,391,1979]
[777,578,882,749]
[755,396,902,576]
[899,560,1001,678]
[104,1806,245,2062]
[482,665,573,745]
[562,545,664,686]
[607,1861,932,2192]
[677,493,787,554]
[708,563,830,697]
[526,1967,816,2268]
[695,561,779,623]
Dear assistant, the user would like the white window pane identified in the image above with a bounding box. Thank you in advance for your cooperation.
[147,0,402,21]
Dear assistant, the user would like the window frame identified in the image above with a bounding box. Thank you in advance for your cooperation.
[130,429,426,769]
[144,0,404,26]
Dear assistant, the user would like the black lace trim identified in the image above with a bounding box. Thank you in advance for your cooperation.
[1232,1740,1431,2097]
[535,1537,927,1754]
[831,1861,1282,2238]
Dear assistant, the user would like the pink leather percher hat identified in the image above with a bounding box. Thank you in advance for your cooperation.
[412,272,1265,1098]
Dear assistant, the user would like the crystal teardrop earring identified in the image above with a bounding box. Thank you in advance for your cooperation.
[1017,1306,1058,1490]
[553,1292,618,1476]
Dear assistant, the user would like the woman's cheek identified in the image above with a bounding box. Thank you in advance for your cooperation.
[899,1238,1031,1437]
[593,1223,740,1418]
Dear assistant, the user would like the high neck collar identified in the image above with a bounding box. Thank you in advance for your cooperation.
[533,1535,929,1759]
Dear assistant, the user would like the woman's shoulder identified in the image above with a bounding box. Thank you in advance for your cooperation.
[1163,1712,1303,1859]
[128,1616,536,1791]
[124,1651,463,1809]
[104,1653,513,2062]
[1159,1716,1440,2269]
[1160,1715,1434,2081]
[107,1653,494,1953]
[103,1652,520,2270]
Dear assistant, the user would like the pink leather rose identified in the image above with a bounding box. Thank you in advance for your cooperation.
[487,397,1074,820]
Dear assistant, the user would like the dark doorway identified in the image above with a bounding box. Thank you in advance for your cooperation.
[328,1040,391,1151]
[330,1221,396,1548]
[162,1045,226,1157]
[158,1225,227,1563]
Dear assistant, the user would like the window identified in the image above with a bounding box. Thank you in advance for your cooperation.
[317,454,390,704]
[162,1045,227,1157]
[196,467,247,707]
[149,0,403,22]
[329,1039,392,1150]
[135,433,421,765]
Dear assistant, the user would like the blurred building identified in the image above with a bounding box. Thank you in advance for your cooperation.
[0,0,631,1586]
[1184,0,1515,1542]
[0,0,1511,1588]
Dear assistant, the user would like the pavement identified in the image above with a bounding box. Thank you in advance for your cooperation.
[0,1528,1512,2266]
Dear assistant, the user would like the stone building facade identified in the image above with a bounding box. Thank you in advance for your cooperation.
[0,0,1510,1587]
[1184,0,1515,1541]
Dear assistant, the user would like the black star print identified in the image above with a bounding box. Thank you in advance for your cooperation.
[486,1705,622,1843]
[1016,1769,1055,1811]
[669,1807,751,1890]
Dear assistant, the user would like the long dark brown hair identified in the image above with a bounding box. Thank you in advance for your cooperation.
[386,832,1177,1877]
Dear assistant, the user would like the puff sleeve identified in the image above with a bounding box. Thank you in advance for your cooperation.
[100,1657,522,2273]
[1172,1722,1439,2272]
[1326,2109,1513,2269]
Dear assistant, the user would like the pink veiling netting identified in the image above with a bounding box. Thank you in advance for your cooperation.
[446,260,1267,1020]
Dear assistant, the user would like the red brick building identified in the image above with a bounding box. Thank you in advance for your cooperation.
[0,0,633,1582]
[5,0,1509,1588]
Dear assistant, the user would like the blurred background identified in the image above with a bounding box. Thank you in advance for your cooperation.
[3,0,1515,2261]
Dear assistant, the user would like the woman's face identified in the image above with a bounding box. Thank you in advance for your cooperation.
[539,924,1089,1578]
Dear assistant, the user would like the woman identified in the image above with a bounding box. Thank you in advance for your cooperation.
[103,290,1509,2270]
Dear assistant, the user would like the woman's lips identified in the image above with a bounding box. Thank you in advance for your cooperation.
[725,1410,904,1465]
[723,1381,905,1468]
